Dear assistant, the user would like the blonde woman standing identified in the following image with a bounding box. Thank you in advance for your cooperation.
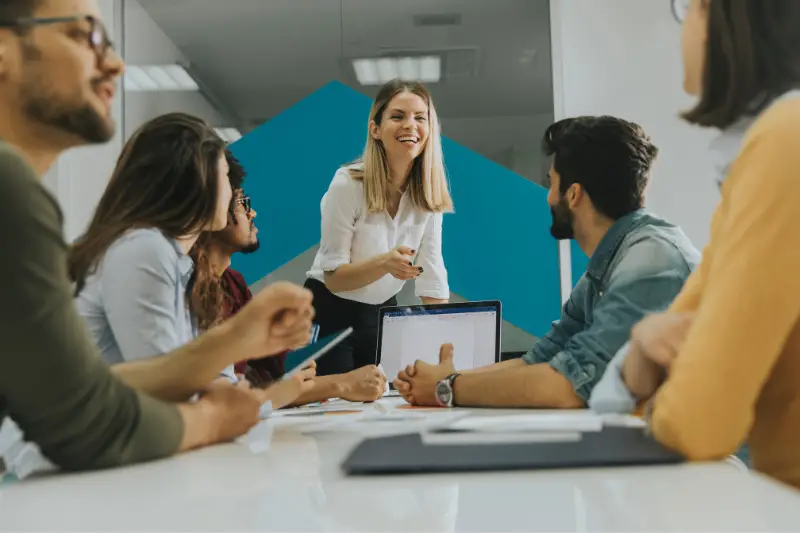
[305,79,453,376]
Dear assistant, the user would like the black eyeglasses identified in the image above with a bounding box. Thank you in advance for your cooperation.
[671,0,690,22]
[0,15,115,62]
[239,195,252,215]
[230,194,251,217]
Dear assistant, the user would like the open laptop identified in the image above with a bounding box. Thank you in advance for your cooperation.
[376,300,501,387]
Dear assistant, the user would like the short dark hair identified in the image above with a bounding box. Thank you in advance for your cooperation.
[542,116,658,221]
[683,0,800,129]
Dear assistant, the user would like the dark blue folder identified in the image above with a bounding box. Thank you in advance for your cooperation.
[342,426,684,475]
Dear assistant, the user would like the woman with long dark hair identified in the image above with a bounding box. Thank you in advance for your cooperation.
[69,112,313,407]
[70,112,233,365]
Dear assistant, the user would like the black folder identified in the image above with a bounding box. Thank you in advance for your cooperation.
[342,427,684,475]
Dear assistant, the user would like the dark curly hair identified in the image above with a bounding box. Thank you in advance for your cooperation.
[189,149,247,331]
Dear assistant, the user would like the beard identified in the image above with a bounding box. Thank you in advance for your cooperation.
[549,198,575,240]
[20,43,115,144]
[240,224,260,254]
[24,89,115,144]
[240,240,260,254]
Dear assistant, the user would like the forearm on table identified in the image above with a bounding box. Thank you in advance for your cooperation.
[461,358,526,375]
[454,362,584,408]
[113,319,254,402]
[291,374,344,405]
[324,255,386,293]
[176,401,218,452]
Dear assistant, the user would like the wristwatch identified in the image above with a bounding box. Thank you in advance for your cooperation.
[435,373,461,408]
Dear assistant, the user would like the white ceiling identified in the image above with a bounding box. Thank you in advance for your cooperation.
[134,0,554,129]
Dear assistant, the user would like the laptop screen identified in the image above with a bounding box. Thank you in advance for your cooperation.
[378,303,500,384]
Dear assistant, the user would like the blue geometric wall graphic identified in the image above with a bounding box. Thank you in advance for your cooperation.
[228,81,365,278]
[230,80,562,337]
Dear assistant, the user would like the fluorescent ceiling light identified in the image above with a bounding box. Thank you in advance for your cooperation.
[353,59,379,85]
[419,56,441,82]
[352,55,441,85]
[376,58,397,84]
[215,128,242,143]
[123,65,199,92]
[396,57,420,80]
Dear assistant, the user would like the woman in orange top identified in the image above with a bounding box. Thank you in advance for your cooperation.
[621,0,800,489]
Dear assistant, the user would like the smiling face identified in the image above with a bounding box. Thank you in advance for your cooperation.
[0,0,124,145]
[369,90,430,162]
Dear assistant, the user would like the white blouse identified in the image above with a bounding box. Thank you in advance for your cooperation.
[307,165,450,305]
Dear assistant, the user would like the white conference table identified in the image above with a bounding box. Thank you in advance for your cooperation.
[1,397,800,532]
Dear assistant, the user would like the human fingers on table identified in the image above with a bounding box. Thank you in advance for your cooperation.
[392,378,410,393]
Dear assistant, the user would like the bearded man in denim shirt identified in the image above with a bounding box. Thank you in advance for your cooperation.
[393,116,700,409]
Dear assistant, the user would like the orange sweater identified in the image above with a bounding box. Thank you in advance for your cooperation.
[651,96,800,489]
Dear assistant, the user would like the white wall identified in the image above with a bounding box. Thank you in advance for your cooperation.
[550,0,718,249]
[42,0,123,241]
[125,92,225,135]
[445,114,553,184]
[123,0,224,136]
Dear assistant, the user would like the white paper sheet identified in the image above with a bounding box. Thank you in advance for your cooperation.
[421,430,584,446]
[442,412,603,433]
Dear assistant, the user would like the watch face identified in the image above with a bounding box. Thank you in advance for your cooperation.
[435,380,452,406]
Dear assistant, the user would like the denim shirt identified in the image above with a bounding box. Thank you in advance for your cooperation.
[523,209,700,401]
[590,89,800,415]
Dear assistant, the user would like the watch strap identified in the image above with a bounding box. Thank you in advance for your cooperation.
[445,372,461,407]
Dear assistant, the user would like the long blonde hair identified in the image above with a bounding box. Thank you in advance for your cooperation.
[349,79,453,214]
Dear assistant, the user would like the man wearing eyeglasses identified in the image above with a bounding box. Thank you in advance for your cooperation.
[193,152,387,403]
[0,0,316,477]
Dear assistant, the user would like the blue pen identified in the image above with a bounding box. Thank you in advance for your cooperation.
[310,323,320,344]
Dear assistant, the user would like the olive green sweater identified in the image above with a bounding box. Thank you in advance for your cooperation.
[0,141,182,471]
